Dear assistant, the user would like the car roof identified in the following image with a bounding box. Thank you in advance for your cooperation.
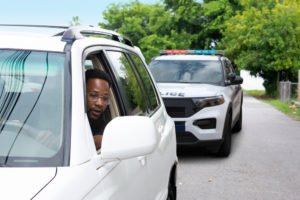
[0,31,66,52]
[0,25,135,53]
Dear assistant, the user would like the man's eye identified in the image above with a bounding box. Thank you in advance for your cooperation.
[90,94,98,98]
[101,96,109,101]
[88,93,109,102]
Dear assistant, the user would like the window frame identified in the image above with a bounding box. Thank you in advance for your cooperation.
[104,49,148,116]
[127,52,161,115]
[82,45,161,117]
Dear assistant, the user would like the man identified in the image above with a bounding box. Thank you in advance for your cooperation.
[86,69,111,150]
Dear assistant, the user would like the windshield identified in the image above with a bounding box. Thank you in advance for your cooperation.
[148,60,224,85]
[0,49,66,167]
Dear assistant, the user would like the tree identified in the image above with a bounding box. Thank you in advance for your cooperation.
[220,0,300,96]
[163,0,243,48]
[200,0,243,47]
[99,0,244,61]
[70,16,81,26]
[99,1,193,62]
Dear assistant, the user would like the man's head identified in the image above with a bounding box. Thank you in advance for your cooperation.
[86,69,111,120]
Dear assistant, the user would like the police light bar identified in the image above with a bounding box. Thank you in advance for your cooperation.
[159,49,224,55]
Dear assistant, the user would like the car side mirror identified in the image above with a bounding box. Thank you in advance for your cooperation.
[228,73,236,81]
[231,75,243,85]
[101,116,158,160]
[226,73,243,85]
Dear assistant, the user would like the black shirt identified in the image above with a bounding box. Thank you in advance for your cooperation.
[89,117,107,136]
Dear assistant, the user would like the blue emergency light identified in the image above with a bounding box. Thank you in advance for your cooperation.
[159,49,224,55]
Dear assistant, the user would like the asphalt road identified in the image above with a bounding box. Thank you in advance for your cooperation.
[177,94,300,200]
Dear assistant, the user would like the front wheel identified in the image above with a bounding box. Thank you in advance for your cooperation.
[216,112,232,157]
[232,105,242,133]
[166,179,176,200]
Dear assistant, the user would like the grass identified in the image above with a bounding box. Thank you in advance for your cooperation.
[244,89,300,121]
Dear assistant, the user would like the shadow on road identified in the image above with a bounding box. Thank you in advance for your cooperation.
[176,132,241,160]
[177,146,215,158]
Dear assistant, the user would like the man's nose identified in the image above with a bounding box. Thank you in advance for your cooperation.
[95,97,106,106]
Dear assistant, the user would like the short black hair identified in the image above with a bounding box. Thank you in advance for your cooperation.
[85,69,112,87]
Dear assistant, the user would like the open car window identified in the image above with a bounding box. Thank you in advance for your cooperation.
[84,53,120,120]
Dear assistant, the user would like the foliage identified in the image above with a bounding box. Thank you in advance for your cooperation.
[99,0,242,61]
[244,89,300,120]
[199,0,243,48]
[163,0,242,48]
[220,0,300,96]
[99,1,194,62]
[163,0,207,47]
[98,0,300,97]
[266,99,300,121]
[243,89,266,98]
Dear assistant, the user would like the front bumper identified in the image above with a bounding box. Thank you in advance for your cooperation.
[164,98,228,145]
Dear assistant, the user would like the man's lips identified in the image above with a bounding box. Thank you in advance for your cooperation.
[90,109,102,118]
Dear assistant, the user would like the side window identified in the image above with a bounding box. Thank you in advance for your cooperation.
[106,51,147,116]
[83,52,119,124]
[129,53,160,113]
[224,59,233,80]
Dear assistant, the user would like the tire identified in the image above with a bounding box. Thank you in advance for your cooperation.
[232,105,242,133]
[167,168,177,200]
[166,183,176,200]
[217,111,232,157]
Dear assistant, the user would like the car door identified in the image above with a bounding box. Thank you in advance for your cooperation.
[128,52,177,199]
[224,59,242,123]
[81,46,171,200]
[103,49,164,199]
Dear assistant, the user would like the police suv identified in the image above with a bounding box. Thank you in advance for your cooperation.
[0,25,177,200]
[148,49,243,157]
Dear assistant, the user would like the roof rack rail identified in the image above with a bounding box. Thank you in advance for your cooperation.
[0,24,69,29]
[61,26,133,46]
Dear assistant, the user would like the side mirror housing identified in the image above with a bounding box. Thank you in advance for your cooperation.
[231,75,243,85]
[101,116,158,160]
[226,73,243,85]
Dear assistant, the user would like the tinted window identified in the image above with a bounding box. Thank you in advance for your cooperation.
[106,51,147,115]
[148,60,223,85]
[224,59,233,79]
[0,50,65,167]
[129,53,159,112]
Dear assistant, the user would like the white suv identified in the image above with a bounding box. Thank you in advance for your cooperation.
[148,50,243,157]
[0,25,177,200]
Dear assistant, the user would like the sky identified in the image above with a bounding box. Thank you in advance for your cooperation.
[1,0,161,27]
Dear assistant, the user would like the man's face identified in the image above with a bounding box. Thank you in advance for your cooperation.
[86,78,110,120]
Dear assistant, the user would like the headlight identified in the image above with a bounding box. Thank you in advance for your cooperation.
[192,95,225,111]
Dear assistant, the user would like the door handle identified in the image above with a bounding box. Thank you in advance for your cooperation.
[138,156,146,166]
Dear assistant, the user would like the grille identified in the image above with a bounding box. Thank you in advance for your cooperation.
[176,131,199,144]
[163,98,196,118]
